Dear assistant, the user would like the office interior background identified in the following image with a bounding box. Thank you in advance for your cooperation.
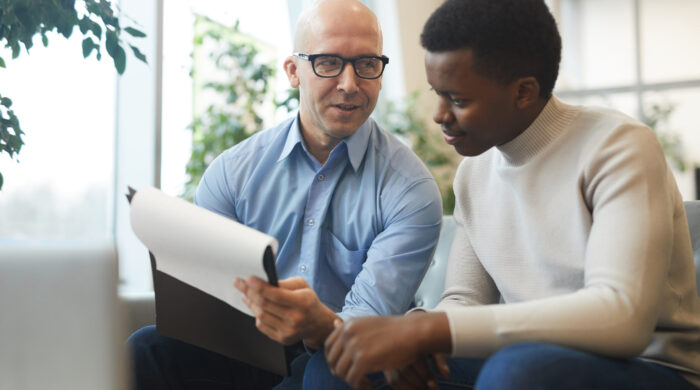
[1,0,699,293]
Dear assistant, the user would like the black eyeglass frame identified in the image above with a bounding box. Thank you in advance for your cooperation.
[293,53,389,79]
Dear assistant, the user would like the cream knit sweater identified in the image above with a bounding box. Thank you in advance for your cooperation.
[438,96,700,387]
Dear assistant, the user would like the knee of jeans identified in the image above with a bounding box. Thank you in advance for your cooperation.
[304,350,333,379]
[302,350,353,390]
[478,343,558,387]
[126,325,159,352]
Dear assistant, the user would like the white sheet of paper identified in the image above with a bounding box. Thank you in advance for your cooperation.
[129,186,278,316]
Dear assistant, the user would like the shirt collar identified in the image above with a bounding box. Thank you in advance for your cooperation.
[278,115,305,163]
[277,114,372,171]
[343,118,371,171]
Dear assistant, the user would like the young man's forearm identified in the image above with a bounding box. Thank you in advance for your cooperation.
[413,312,452,355]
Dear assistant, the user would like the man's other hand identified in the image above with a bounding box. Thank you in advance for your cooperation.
[324,313,451,389]
[234,276,339,349]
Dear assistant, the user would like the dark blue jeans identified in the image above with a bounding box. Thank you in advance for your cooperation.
[303,343,698,390]
[127,325,312,390]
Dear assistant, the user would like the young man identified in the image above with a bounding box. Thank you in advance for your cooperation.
[321,0,700,389]
[127,1,442,389]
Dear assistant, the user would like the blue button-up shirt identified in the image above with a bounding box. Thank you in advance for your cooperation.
[195,115,442,319]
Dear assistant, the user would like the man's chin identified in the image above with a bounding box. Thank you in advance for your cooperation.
[325,118,367,137]
[454,143,490,157]
[327,125,361,140]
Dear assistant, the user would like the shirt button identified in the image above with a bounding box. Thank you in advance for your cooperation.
[306,218,315,226]
[300,265,307,272]
[318,174,325,181]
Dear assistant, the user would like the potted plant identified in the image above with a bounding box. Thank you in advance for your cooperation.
[0,0,147,190]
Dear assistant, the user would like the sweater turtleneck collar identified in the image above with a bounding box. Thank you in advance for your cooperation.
[497,95,578,166]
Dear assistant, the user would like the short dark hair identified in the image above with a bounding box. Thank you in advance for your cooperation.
[421,0,561,98]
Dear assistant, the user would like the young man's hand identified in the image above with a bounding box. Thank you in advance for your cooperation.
[323,313,451,389]
[383,353,450,390]
[234,276,339,349]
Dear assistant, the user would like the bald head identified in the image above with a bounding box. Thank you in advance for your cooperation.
[293,0,383,53]
[283,0,385,165]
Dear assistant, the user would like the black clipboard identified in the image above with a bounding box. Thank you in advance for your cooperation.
[127,187,290,376]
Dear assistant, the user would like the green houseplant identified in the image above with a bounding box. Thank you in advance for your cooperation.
[373,91,460,214]
[183,15,297,200]
[0,0,147,190]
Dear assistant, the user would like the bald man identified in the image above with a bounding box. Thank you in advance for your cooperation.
[126,1,442,389]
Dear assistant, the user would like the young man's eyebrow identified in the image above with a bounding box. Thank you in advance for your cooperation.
[430,87,457,95]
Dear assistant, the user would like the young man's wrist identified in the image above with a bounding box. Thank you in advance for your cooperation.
[414,312,452,355]
[304,307,340,350]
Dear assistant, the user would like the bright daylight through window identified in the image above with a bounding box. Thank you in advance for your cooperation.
[0,33,115,244]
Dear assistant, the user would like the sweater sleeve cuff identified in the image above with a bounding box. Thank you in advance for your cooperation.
[406,307,427,315]
[444,306,499,357]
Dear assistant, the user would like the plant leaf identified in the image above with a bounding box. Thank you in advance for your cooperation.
[0,57,5,68]
[129,44,147,64]
[89,20,102,39]
[82,37,95,58]
[79,16,102,38]
[105,29,118,58]
[79,16,89,34]
[114,45,126,74]
[1,97,12,107]
[14,6,34,31]
[11,41,20,59]
[124,27,146,38]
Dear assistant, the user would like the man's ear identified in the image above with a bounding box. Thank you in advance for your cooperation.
[514,76,541,109]
[284,56,300,88]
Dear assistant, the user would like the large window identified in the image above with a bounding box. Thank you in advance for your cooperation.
[0,33,116,244]
[0,1,413,293]
[0,1,158,293]
[160,0,293,198]
[551,0,700,199]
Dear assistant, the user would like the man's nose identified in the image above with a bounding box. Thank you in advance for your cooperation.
[433,97,454,124]
[336,63,360,93]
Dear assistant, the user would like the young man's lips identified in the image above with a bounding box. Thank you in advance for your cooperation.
[443,130,465,145]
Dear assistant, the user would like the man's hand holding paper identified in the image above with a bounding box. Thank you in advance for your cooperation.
[234,276,340,349]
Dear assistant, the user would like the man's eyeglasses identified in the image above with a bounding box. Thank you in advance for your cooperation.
[293,53,389,79]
